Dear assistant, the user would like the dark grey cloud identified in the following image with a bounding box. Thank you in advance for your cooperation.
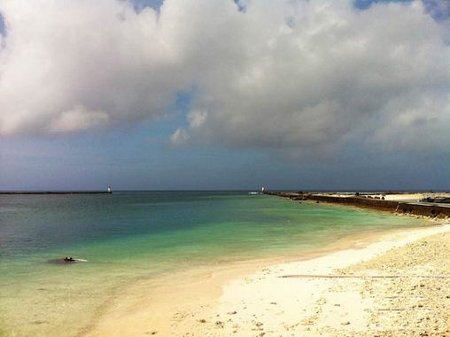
[170,1,450,157]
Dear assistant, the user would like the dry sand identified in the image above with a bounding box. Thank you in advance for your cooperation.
[85,224,450,337]
[383,193,427,202]
[316,192,450,203]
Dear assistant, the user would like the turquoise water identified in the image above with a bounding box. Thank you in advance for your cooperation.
[0,191,426,336]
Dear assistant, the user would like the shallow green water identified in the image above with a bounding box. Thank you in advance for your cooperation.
[0,191,426,336]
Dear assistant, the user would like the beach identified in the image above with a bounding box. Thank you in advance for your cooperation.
[84,222,450,337]
[1,192,448,337]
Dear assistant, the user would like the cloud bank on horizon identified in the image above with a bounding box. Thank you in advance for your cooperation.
[0,0,449,158]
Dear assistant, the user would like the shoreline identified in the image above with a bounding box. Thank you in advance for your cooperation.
[0,191,111,195]
[83,222,450,337]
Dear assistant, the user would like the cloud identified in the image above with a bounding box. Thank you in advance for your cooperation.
[48,105,109,133]
[172,0,450,156]
[0,0,449,159]
[0,0,189,135]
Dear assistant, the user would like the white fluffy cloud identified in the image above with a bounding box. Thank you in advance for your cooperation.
[0,0,188,134]
[1,0,449,157]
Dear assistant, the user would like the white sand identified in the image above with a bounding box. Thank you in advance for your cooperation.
[201,224,450,336]
[85,224,450,337]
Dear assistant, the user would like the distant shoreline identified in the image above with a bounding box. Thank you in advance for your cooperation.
[0,191,111,195]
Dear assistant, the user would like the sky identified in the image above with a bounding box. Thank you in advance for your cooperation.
[0,0,449,191]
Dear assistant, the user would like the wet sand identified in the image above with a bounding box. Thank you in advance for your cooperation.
[84,223,450,337]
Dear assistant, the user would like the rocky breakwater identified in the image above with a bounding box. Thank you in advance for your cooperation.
[263,191,450,219]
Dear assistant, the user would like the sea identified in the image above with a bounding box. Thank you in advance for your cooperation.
[0,191,427,337]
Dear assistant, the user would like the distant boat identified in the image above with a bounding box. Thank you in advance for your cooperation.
[248,192,259,195]
[107,185,112,193]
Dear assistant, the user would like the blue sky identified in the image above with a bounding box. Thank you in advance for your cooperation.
[131,0,163,11]
[0,12,5,35]
[0,0,449,191]
[354,0,450,20]
[353,0,411,10]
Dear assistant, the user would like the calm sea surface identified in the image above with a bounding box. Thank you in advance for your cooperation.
[0,191,426,336]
